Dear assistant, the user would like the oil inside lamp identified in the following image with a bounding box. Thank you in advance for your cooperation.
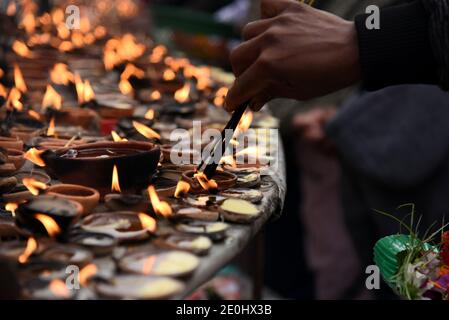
[155,234,212,255]
[219,198,260,223]
[111,165,121,193]
[147,185,172,217]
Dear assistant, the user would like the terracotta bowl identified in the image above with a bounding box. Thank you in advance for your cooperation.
[0,137,23,151]
[10,127,41,142]
[182,170,237,193]
[47,184,100,215]
[42,141,160,196]
[53,107,99,129]
[6,148,25,170]
[150,77,184,94]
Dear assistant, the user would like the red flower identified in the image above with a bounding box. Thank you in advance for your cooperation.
[441,232,449,266]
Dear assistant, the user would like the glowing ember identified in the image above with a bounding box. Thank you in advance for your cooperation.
[174,83,190,103]
[138,213,157,232]
[79,264,97,286]
[111,130,127,142]
[23,178,47,196]
[14,64,27,92]
[162,69,176,81]
[132,121,161,140]
[24,148,46,167]
[144,109,155,120]
[6,87,23,111]
[119,79,133,95]
[18,237,37,264]
[194,171,218,191]
[49,279,70,298]
[5,203,18,216]
[46,117,56,137]
[42,85,62,110]
[111,165,121,193]
[50,63,74,85]
[34,213,61,237]
[147,185,172,217]
[12,40,33,58]
[75,74,95,104]
[174,180,190,198]
[28,110,41,121]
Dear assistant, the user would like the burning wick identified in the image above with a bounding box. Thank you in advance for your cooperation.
[46,117,56,137]
[174,82,190,104]
[147,185,172,217]
[193,171,218,191]
[23,178,47,196]
[132,121,161,140]
[138,213,157,233]
[174,181,190,198]
[5,203,18,216]
[34,213,61,237]
[18,237,38,264]
[79,264,97,286]
[111,130,127,142]
[24,148,46,167]
[111,165,121,193]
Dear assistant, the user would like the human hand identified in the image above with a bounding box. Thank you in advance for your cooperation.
[225,0,361,112]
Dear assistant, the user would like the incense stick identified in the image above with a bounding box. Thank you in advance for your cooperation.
[197,0,316,178]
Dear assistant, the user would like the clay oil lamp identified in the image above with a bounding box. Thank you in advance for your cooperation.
[69,231,117,256]
[46,184,100,215]
[154,234,212,256]
[220,188,263,203]
[2,171,50,203]
[150,68,184,94]
[119,249,200,278]
[0,236,37,262]
[175,221,229,241]
[104,193,149,212]
[95,275,184,300]
[5,148,25,170]
[41,141,160,196]
[219,198,261,223]
[79,211,156,243]
[0,136,23,150]
[182,170,237,194]
[15,195,83,240]
[39,244,93,268]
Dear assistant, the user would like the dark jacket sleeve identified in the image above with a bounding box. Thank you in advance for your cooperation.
[354,0,444,91]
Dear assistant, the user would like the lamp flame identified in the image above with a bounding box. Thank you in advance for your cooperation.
[18,237,37,264]
[144,109,155,120]
[119,79,133,95]
[42,85,62,110]
[132,121,160,140]
[214,87,228,107]
[34,213,61,237]
[174,83,190,103]
[46,117,56,137]
[111,130,127,142]
[111,165,121,193]
[174,180,190,198]
[5,202,18,216]
[23,177,47,196]
[138,213,157,232]
[79,264,97,286]
[14,64,27,92]
[28,110,41,121]
[147,185,172,217]
[75,74,95,104]
[12,40,33,58]
[24,148,46,167]
[162,69,175,81]
[194,171,218,191]
[50,63,74,85]
[6,87,23,111]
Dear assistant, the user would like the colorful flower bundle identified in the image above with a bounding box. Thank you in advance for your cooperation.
[373,204,449,300]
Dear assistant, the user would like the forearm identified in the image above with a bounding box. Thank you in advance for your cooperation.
[355,0,439,91]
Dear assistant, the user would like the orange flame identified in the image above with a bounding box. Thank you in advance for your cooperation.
[58,40,74,52]
[51,8,65,25]
[23,177,47,196]
[57,24,70,39]
[119,79,133,95]
[6,87,23,111]
[111,165,121,193]
[79,264,97,286]
[12,40,33,58]
[144,109,155,120]
[75,74,95,104]
[18,237,37,264]
[194,171,218,191]
[138,213,157,232]
[121,63,144,80]
[28,110,41,121]
[50,63,74,85]
[20,13,36,34]
[49,279,70,298]
[71,32,84,47]
[34,213,61,237]
[14,64,27,92]
[147,185,172,217]
[174,180,190,198]
[162,69,175,81]
[150,90,161,101]
[214,87,228,107]
[46,117,56,137]
[132,121,160,140]
[5,202,18,216]
[174,83,190,103]
[149,45,167,64]
[237,111,253,132]
[80,16,91,33]
[111,130,127,142]
[24,148,46,167]
[94,26,106,39]
[42,85,62,110]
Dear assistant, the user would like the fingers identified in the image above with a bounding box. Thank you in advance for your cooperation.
[225,62,268,112]
[230,36,262,77]
[260,0,293,19]
[242,18,275,41]
[249,92,271,111]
